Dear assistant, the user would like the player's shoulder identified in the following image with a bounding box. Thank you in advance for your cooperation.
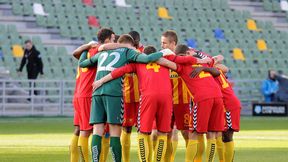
[110,47,130,53]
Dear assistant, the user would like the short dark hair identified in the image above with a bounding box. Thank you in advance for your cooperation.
[128,31,140,41]
[175,44,189,55]
[162,30,178,45]
[143,46,157,55]
[117,34,134,45]
[114,35,120,43]
[97,28,115,43]
[24,40,32,44]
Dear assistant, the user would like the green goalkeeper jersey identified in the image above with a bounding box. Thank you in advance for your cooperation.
[79,47,163,96]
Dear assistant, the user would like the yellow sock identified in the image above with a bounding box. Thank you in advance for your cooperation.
[194,135,204,162]
[121,131,131,162]
[164,138,172,162]
[154,135,167,162]
[185,140,198,162]
[171,140,178,162]
[148,135,153,162]
[78,136,89,162]
[100,136,110,162]
[224,141,234,162]
[70,135,79,162]
[216,136,224,162]
[206,139,216,162]
[137,134,150,162]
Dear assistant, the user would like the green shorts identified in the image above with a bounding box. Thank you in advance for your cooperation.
[90,95,123,125]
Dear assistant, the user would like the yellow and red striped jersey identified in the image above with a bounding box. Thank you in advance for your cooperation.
[170,70,191,105]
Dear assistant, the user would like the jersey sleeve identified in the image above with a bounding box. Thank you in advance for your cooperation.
[127,49,163,63]
[79,51,99,68]
[111,64,137,79]
[165,55,197,65]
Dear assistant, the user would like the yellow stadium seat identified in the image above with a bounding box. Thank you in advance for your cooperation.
[247,19,261,31]
[257,39,268,51]
[233,48,245,60]
[12,44,24,57]
[158,7,172,19]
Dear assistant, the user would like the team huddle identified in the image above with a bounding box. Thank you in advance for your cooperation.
[69,28,241,162]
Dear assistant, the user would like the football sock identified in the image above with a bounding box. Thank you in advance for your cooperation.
[224,141,234,162]
[110,137,122,162]
[154,135,167,162]
[100,136,110,162]
[171,140,178,162]
[78,135,89,162]
[148,135,153,162]
[137,134,150,162]
[70,135,79,162]
[216,136,224,162]
[91,134,102,162]
[185,139,198,162]
[164,138,172,162]
[121,131,131,162]
[206,139,216,162]
[194,135,205,162]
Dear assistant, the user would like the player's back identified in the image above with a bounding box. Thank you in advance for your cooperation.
[177,64,222,103]
[170,70,191,105]
[135,63,171,96]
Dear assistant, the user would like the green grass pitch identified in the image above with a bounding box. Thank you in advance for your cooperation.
[0,117,288,162]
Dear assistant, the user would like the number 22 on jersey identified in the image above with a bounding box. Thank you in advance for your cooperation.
[98,52,121,72]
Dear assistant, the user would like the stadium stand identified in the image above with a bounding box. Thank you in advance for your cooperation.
[0,0,288,107]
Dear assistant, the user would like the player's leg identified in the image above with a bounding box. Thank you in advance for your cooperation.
[185,131,198,162]
[106,96,124,162]
[100,124,110,162]
[206,98,225,162]
[194,134,205,162]
[121,102,137,162]
[155,95,173,162]
[216,132,224,162]
[77,97,93,162]
[137,95,156,162]
[223,108,240,162]
[70,126,80,162]
[70,99,80,162]
[90,96,106,162]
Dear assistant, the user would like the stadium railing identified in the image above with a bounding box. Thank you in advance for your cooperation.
[0,79,74,116]
[0,79,263,116]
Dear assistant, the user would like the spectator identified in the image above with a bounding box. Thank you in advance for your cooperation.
[17,40,43,95]
[275,70,288,102]
[261,70,279,102]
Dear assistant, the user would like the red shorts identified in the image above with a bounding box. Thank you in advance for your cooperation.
[224,108,241,132]
[192,98,225,133]
[172,103,192,130]
[74,97,93,131]
[138,94,172,133]
[73,98,80,126]
[122,102,139,127]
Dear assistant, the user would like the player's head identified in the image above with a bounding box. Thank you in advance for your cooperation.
[114,35,120,43]
[143,46,157,55]
[161,30,178,51]
[175,44,194,56]
[268,69,277,80]
[97,28,115,44]
[117,34,134,46]
[129,31,140,48]
[24,40,33,50]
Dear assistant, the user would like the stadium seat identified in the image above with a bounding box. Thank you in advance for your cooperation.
[158,7,173,19]
[247,19,261,31]
[257,39,268,51]
[232,48,246,61]
[12,45,24,58]
[87,16,100,28]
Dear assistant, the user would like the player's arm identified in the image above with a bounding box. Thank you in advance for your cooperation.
[156,58,178,71]
[214,63,229,73]
[72,41,97,59]
[190,67,220,78]
[165,55,211,65]
[128,48,174,63]
[92,64,136,91]
[212,54,224,64]
[98,43,136,51]
[78,51,99,68]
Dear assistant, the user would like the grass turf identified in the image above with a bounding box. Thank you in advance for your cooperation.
[0,117,287,162]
